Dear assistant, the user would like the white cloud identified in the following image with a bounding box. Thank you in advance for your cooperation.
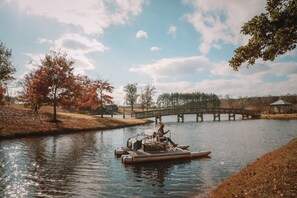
[52,33,108,53]
[150,46,161,51]
[154,81,192,94]
[37,38,53,44]
[50,33,108,74]
[129,55,297,99]
[168,25,177,38]
[7,0,146,35]
[183,0,266,54]
[23,53,45,71]
[112,85,126,105]
[25,34,108,75]
[129,56,211,81]
[136,30,148,39]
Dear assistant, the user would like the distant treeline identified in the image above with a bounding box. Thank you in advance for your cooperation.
[220,95,297,112]
[156,92,220,109]
[156,92,297,113]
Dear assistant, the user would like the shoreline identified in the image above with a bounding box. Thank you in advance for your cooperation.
[0,106,153,140]
[261,113,297,120]
[0,121,152,140]
[210,137,297,197]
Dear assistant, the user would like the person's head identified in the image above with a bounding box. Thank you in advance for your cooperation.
[159,122,164,127]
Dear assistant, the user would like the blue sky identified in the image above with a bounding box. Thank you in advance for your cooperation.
[1,0,296,104]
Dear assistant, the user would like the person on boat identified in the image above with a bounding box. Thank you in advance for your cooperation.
[157,122,178,147]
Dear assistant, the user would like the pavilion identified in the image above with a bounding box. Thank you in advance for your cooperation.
[270,98,293,114]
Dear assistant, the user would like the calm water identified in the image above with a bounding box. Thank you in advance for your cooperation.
[0,116,297,197]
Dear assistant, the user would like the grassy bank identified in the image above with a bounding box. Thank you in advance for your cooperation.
[261,113,297,120]
[210,138,297,198]
[0,106,152,139]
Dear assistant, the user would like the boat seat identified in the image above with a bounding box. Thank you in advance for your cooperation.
[142,142,167,151]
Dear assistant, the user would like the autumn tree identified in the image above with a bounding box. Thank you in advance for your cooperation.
[229,0,297,70]
[0,42,16,104]
[94,79,114,118]
[72,75,100,113]
[19,51,76,122]
[124,83,138,111]
[18,68,49,111]
[139,84,156,111]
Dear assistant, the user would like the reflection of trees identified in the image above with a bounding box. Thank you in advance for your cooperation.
[0,132,100,197]
[35,133,102,196]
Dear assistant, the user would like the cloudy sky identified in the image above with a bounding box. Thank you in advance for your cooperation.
[1,0,296,104]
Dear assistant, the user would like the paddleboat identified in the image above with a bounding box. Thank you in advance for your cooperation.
[115,129,211,165]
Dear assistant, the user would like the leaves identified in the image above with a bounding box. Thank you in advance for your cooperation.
[94,79,114,117]
[211,138,297,197]
[18,50,115,118]
[0,42,15,83]
[0,42,16,103]
[157,92,220,109]
[229,0,297,70]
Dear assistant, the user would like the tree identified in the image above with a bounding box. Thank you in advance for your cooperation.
[0,42,16,104]
[140,84,156,111]
[124,83,138,111]
[18,67,49,111]
[94,79,114,118]
[229,0,297,70]
[156,92,220,109]
[43,51,77,122]
[19,51,76,122]
[73,75,100,113]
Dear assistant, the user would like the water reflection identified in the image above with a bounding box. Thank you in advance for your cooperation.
[131,159,192,186]
[0,118,296,197]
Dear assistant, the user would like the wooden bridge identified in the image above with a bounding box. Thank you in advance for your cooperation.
[131,108,261,123]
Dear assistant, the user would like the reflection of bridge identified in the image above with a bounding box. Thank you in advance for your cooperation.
[131,108,261,123]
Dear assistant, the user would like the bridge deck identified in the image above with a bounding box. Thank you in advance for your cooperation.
[131,108,260,119]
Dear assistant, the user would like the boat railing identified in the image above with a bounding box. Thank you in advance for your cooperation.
[131,129,174,145]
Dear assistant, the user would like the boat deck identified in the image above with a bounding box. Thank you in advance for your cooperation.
[128,149,191,158]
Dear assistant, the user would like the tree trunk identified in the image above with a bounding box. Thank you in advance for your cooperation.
[100,95,103,118]
[52,89,58,122]
[53,102,57,122]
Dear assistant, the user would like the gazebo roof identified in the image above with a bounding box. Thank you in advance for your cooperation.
[270,98,292,106]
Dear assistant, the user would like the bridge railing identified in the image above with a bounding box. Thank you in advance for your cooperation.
[131,108,260,119]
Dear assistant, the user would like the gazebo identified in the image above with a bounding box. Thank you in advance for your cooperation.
[270,98,293,114]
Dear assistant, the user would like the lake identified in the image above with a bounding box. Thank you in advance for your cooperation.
[1,116,296,197]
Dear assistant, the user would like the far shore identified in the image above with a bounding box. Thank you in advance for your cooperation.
[261,113,297,120]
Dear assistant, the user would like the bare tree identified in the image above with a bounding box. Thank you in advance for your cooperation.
[124,83,138,111]
[140,84,156,111]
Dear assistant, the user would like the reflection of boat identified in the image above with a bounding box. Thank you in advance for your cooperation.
[115,129,211,165]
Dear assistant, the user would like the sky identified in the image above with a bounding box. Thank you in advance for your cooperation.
[1,0,296,105]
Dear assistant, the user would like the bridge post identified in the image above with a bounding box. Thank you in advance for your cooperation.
[242,114,249,120]
[177,114,184,122]
[155,116,162,124]
[228,113,235,121]
[214,113,220,121]
[196,113,203,122]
